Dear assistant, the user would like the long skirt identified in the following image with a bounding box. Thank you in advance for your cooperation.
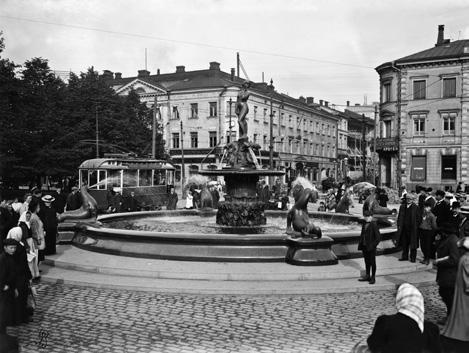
[26,238,40,278]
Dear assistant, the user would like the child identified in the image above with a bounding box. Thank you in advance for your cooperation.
[318,201,326,212]
[358,210,381,284]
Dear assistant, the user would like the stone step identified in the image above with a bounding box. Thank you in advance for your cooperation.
[39,263,437,295]
[42,244,433,282]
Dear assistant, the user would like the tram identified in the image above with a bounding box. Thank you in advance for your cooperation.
[78,157,175,211]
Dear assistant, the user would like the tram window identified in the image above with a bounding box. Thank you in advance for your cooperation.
[107,170,120,189]
[98,170,106,190]
[80,170,88,187]
[139,170,152,187]
[123,170,138,187]
[89,171,98,189]
[175,170,181,182]
[153,170,166,185]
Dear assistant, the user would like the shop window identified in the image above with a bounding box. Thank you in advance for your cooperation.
[441,155,457,180]
[411,156,426,181]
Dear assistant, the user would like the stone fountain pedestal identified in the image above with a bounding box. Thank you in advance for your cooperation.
[199,168,284,227]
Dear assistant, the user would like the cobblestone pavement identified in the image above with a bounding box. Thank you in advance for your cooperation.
[7,283,446,353]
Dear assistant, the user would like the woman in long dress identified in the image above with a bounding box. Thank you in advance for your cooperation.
[441,236,469,342]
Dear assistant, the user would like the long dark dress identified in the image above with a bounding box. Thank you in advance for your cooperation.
[13,242,32,324]
[40,205,58,255]
[0,252,17,333]
[442,252,469,342]
[167,193,178,210]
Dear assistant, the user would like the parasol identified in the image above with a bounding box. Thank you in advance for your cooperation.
[352,182,376,194]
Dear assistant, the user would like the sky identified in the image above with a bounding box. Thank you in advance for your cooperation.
[1,0,469,107]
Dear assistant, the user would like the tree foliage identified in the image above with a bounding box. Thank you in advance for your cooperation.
[0,35,163,187]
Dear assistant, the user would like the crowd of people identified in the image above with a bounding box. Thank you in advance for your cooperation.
[0,185,83,348]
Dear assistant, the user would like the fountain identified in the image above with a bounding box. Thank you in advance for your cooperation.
[62,81,398,265]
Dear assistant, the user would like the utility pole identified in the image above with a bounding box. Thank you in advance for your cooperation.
[228,98,233,143]
[374,104,378,185]
[95,103,99,158]
[180,120,185,193]
[152,95,158,158]
[362,114,367,182]
[269,80,274,169]
[236,52,240,78]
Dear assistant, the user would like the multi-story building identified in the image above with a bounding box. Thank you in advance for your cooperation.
[105,62,339,185]
[375,25,469,190]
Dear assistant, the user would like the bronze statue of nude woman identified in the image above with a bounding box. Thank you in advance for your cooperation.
[235,81,251,140]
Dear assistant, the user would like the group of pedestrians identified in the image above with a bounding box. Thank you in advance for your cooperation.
[0,186,73,346]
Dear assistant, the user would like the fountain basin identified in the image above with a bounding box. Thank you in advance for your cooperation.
[66,210,398,264]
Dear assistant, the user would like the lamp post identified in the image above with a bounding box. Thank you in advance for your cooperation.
[269,80,274,169]
[152,95,158,158]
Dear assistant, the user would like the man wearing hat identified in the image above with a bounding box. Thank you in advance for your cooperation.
[434,190,452,227]
[65,186,82,211]
[395,192,420,262]
[0,238,18,334]
[40,195,58,256]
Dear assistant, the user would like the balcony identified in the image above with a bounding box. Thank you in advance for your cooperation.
[375,137,399,152]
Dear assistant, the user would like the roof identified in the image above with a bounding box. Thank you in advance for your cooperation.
[376,39,469,71]
[79,158,175,170]
[108,67,339,121]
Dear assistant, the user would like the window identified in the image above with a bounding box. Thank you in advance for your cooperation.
[442,113,456,135]
[139,170,152,186]
[123,170,138,187]
[316,122,319,133]
[441,155,457,180]
[209,102,217,117]
[411,156,426,181]
[172,106,179,120]
[153,170,166,185]
[412,114,426,136]
[263,135,267,149]
[321,124,324,135]
[263,108,268,120]
[253,106,258,120]
[209,131,217,147]
[190,132,198,148]
[172,133,180,149]
[443,78,456,98]
[383,121,391,138]
[383,82,391,103]
[226,131,236,144]
[253,133,258,144]
[190,103,198,118]
[413,80,426,100]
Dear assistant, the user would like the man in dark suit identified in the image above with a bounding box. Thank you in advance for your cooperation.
[396,192,420,262]
[433,190,452,227]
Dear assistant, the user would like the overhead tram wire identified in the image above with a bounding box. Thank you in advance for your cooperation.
[1,15,373,70]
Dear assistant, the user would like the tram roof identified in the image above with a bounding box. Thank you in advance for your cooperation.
[79,158,175,170]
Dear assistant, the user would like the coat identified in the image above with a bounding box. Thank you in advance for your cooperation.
[459,217,469,239]
[358,221,381,252]
[0,252,17,331]
[436,233,460,288]
[441,252,469,341]
[433,200,452,227]
[367,313,442,353]
[396,203,420,249]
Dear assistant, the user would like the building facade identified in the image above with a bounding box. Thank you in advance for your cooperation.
[106,62,339,185]
[375,25,469,191]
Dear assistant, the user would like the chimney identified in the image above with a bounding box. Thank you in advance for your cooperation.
[346,100,350,107]
[436,25,445,46]
[230,68,235,81]
[138,69,150,78]
[306,97,314,105]
[355,103,360,106]
[114,72,122,80]
[157,68,160,75]
[325,101,329,107]
[319,99,323,106]
[209,62,220,70]
[102,70,113,80]
[176,65,185,73]
[298,96,306,103]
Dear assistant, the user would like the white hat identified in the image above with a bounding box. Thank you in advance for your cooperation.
[42,195,55,203]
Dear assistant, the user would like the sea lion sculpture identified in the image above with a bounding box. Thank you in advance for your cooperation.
[286,185,322,239]
[58,185,98,222]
